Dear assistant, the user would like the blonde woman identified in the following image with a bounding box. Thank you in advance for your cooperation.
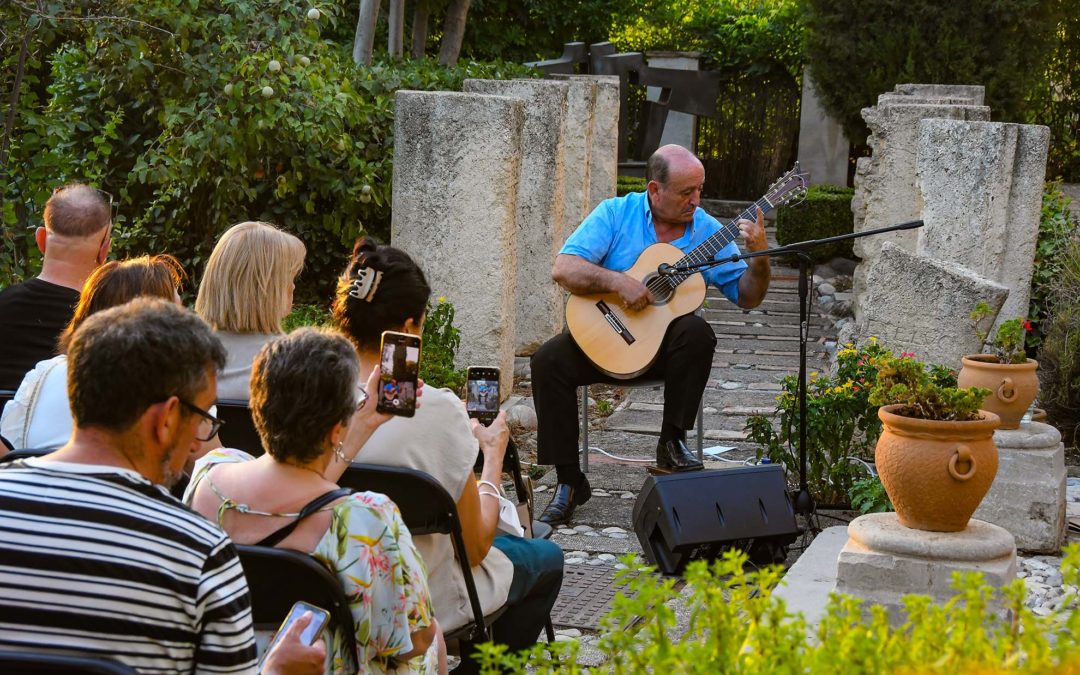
[196,221,305,400]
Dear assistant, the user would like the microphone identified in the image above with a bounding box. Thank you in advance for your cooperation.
[658,263,676,277]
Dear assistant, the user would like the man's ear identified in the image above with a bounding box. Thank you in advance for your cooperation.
[646,180,661,198]
[150,397,182,446]
[96,232,111,265]
[35,227,47,254]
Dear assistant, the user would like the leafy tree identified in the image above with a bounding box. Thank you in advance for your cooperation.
[0,0,530,298]
[801,0,1063,147]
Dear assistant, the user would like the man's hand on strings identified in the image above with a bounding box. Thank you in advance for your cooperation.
[616,274,652,312]
[737,206,767,252]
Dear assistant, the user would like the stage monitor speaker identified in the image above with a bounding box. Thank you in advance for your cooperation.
[632,465,799,575]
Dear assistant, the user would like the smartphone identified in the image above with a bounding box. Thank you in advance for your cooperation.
[260,601,329,666]
[466,366,500,426]
[377,331,421,417]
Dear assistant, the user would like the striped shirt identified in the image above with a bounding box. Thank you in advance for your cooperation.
[0,458,258,674]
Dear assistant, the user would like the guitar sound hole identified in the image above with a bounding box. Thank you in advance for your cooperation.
[642,273,675,305]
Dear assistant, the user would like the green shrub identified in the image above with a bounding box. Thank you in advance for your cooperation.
[1037,237,1080,449]
[774,184,854,263]
[0,1,533,299]
[847,475,893,514]
[281,303,331,333]
[1029,182,1077,349]
[475,545,1080,673]
[420,298,466,392]
[616,176,646,196]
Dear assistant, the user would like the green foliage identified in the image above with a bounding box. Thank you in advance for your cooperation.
[459,0,623,63]
[0,1,532,296]
[971,302,1033,364]
[867,352,990,421]
[281,303,331,333]
[1029,182,1078,348]
[801,0,1062,152]
[1025,11,1079,181]
[420,298,466,392]
[475,545,1080,673]
[744,339,890,505]
[608,0,804,77]
[1036,236,1080,449]
[774,184,854,263]
[847,475,892,514]
[616,175,646,196]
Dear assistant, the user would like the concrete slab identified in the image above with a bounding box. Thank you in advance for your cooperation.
[773,525,847,630]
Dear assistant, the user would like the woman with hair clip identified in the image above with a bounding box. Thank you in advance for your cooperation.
[1,255,185,452]
[332,238,563,673]
[195,220,305,400]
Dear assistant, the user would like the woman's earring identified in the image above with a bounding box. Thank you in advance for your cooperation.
[333,441,349,465]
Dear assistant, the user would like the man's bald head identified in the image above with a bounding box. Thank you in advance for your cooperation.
[44,184,111,238]
[646,145,704,187]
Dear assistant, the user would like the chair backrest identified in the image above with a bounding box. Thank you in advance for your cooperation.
[215,400,264,456]
[0,447,57,465]
[339,463,491,642]
[235,545,358,673]
[0,390,15,450]
[0,649,137,674]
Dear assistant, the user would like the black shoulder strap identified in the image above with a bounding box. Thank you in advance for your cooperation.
[255,487,353,548]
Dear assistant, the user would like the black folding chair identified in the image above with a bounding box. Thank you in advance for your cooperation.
[0,649,137,674]
[339,463,502,646]
[215,399,264,456]
[0,447,57,465]
[0,390,16,451]
[236,545,358,674]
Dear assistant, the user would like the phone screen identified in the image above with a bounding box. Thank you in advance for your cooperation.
[377,331,421,417]
[466,367,500,424]
[260,601,329,667]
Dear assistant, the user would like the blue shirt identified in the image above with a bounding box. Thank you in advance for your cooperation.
[560,191,748,305]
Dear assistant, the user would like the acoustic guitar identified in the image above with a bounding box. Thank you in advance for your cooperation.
[565,164,810,379]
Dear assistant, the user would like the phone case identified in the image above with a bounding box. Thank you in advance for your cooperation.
[466,367,500,423]
[377,331,421,417]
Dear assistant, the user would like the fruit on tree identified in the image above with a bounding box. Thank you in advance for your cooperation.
[307,7,321,20]
[261,86,274,98]
[268,60,281,73]
[299,56,311,67]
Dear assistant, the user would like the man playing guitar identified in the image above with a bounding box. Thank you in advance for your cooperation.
[532,144,772,527]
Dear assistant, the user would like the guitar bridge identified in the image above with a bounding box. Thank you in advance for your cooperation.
[595,300,636,346]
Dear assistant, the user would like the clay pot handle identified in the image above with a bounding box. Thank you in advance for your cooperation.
[996,377,1018,403]
[948,445,977,481]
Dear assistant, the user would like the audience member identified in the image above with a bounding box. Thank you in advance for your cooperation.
[332,239,563,672]
[0,184,112,390]
[0,298,258,672]
[195,221,305,400]
[1,255,184,451]
[186,327,442,674]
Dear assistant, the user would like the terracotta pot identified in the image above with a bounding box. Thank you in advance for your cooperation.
[957,355,1039,430]
[875,405,1000,532]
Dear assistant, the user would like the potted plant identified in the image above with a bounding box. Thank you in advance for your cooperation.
[959,302,1039,429]
[867,352,997,532]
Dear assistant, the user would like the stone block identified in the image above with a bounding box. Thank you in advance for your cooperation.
[916,119,1050,331]
[974,422,1067,553]
[552,74,619,213]
[836,513,1016,625]
[856,242,1008,368]
[463,78,571,355]
[391,90,523,396]
[797,68,850,187]
[548,75,596,228]
[890,83,985,105]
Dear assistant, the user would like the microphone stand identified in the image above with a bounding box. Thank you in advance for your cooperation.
[659,220,924,517]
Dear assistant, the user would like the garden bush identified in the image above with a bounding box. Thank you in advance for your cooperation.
[475,545,1080,673]
[774,184,854,263]
[1029,182,1077,349]
[616,175,646,196]
[1037,236,1080,450]
[0,1,532,301]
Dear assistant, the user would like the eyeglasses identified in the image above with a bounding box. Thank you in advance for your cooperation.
[356,385,369,411]
[179,400,225,442]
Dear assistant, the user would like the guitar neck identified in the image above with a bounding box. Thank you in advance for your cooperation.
[668,195,777,283]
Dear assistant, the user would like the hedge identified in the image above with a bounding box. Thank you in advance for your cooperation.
[774,184,855,263]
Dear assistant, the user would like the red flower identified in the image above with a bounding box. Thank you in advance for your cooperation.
[1023,320,1032,331]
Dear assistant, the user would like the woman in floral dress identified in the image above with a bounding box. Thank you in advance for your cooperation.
[185,327,443,674]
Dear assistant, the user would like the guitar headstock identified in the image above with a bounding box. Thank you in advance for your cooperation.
[765,162,810,208]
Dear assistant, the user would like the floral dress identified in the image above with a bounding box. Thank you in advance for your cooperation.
[186,449,438,675]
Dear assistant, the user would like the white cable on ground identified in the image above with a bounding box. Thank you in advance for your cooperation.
[580,445,759,465]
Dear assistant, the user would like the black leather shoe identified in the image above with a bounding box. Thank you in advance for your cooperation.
[538,475,591,526]
[656,439,704,472]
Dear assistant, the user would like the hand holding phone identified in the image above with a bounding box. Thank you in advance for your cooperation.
[377,331,421,417]
[260,602,329,673]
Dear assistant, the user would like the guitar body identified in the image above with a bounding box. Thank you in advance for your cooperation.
[565,243,707,379]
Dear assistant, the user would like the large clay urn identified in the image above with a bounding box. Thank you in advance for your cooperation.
[957,355,1038,429]
[875,405,1000,532]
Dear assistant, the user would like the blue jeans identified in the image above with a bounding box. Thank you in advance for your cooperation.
[457,534,563,671]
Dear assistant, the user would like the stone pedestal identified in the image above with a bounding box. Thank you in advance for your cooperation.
[973,422,1067,553]
[797,68,849,187]
[836,513,1017,625]
[391,90,523,397]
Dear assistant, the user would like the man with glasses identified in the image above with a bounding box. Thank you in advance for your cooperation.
[0,184,113,390]
[0,297,259,672]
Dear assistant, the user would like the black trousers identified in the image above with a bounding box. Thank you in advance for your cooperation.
[530,313,717,466]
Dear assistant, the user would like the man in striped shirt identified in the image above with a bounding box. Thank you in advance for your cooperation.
[0,298,259,673]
